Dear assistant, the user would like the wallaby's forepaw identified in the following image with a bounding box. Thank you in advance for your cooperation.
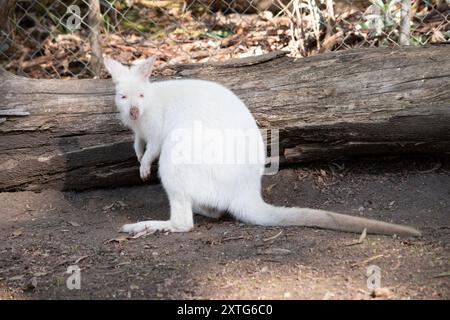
[140,163,151,181]
[136,153,143,164]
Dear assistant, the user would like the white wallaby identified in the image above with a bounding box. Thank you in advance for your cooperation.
[104,56,421,237]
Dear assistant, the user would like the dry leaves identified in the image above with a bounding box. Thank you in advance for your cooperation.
[103,230,153,244]
[3,1,446,79]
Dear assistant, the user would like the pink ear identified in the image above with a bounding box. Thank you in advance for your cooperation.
[137,56,156,79]
[104,57,127,82]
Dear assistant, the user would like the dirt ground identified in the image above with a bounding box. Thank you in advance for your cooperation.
[0,156,449,300]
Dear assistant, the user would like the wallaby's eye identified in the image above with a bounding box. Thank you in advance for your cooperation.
[120,94,127,99]
[139,93,144,98]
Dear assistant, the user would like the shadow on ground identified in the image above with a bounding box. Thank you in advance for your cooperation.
[0,156,449,299]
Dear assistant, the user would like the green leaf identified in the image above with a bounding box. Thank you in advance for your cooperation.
[204,30,234,39]
[434,271,450,278]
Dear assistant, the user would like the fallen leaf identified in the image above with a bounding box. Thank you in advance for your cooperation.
[33,272,48,277]
[104,228,155,244]
[258,248,291,255]
[104,235,130,244]
[102,201,128,212]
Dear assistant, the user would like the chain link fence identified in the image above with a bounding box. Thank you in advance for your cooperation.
[0,0,448,79]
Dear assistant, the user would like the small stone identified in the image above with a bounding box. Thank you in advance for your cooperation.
[322,291,335,300]
[261,10,273,20]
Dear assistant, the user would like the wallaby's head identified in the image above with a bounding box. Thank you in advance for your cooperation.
[104,56,156,122]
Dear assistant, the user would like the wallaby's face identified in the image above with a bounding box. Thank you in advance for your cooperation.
[104,56,155,122]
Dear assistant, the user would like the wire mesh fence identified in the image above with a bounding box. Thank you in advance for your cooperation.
[0,0,448,79]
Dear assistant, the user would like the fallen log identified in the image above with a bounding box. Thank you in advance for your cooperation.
[1,45,450,191]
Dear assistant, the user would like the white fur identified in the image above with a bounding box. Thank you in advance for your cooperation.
[104,56,421,237]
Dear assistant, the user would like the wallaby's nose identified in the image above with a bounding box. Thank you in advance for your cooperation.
[129,106,139,120]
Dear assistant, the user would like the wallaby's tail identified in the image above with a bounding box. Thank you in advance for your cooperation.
[232,200,421,237]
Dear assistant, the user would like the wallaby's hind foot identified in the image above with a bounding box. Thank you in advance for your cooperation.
[120,220,193,235]
[120,220,171,234]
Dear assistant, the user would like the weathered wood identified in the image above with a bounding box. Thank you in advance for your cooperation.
[0,0,15,32]
[0,0,16,46]
[88,0,104,78]
[1,45,450,191]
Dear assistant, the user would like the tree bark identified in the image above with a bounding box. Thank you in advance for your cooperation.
[0,0,16,45]
[1,45,450,191]
[88,0,104,78]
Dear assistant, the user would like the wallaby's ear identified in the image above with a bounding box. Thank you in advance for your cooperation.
[104,57,127,82]
[135,55,156,80]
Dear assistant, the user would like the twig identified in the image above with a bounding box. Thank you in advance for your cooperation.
[275,0,296,18]
[222,235,245,242]
[135,0,173,8]
[433,271,450,278]
[326,0,335,32]
[293,0,306,56]
[263,230,283,242]
[399,0,411,45]
[307,0,322,50]
[56,255,92,267]
[74,255,91,264]
[417,162,442,173]
[351,254,384,267]
[88,0,104,78]
[277,0,306,57]
[345,228,367,246]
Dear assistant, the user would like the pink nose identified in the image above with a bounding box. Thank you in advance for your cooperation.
[129,107,139,120]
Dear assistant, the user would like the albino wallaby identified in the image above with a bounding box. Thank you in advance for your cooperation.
[104,56,421,237]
